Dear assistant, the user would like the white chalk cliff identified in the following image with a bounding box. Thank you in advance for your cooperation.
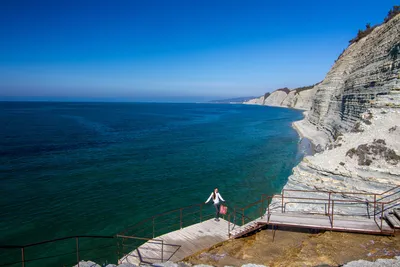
[267,14,400,214]
[262,89,289,107]
[244,86,317,110]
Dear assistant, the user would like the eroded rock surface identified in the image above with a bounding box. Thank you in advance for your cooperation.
[270,14,400,214]
[244,86,317,110]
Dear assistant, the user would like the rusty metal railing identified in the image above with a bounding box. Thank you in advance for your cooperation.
[0,235,117,267]
[0,234,185,267]
[117,202,234,263]
[229,184,400,236]
[119,202,220,239]
[116,235,181,264]
[2,186,398,266]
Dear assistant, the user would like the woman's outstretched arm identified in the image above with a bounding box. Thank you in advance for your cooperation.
[205,193,213,204]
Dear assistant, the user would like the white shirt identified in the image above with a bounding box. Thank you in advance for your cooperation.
[205,192,225,204]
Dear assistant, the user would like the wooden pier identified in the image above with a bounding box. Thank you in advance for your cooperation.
[229,213,394,238]
[120,218,237,265]
[118,185,399,265]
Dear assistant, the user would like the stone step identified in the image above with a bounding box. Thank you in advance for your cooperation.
[394,208,400,220]
[386,213,400,229]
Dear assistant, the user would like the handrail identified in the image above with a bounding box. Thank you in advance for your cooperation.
[116,235,172,264]
[283,188,376,196]
[382,196,400,205]
[2,185,399,265]
[283,184,400,197]
[379,185,400,195]
[0,234,184,266]
[229,185,400,237]
[0,235,114,249]
[0,235,118,267]
[120,202,207,235]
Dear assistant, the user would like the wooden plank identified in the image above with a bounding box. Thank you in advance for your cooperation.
[231,213,394,238]
[386,214,400,229]
[120,218,236,264]
[267,213,392,233]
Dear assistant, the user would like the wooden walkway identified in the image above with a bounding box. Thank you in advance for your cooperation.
[230,213,394,238]
[120,218,237,265]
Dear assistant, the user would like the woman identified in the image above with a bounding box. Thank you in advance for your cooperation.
[205,188,225,221]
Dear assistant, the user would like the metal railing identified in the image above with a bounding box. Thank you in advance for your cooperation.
[0,235,117,267]
[0,202,230,267]
[2,185,399,266]
[119,203,220,238]
[228,185,400,236]
[116,235,181,264]
[117,202,233,264]
[0,234,186,267]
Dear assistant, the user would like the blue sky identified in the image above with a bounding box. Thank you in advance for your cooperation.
[0,0,397,101]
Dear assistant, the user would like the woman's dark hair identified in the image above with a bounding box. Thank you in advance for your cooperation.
[212,188,217,200]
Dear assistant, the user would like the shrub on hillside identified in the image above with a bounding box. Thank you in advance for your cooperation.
[349,23,376,45]
[293,85,314,94]
[384,5,400,23]
[276,87,290,94]
[348,6,400,45]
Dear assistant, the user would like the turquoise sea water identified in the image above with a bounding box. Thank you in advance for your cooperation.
[0,102,304,264]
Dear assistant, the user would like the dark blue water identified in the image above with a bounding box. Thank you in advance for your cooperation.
[0,102,304,264]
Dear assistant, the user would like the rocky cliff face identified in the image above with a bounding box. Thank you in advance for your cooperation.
[263,90,288,106]
[244,87,316,110]
[270,14,400,215]
[307,14,400,140]
[242,95,265,105]
[281,87,317,110]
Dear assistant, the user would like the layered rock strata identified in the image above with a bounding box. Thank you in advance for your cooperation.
[270,14,400,215]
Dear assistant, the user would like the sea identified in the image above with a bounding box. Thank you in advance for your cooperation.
[0,102,305,265]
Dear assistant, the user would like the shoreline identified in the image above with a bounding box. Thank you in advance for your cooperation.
[291,112,330,154]
[291,111,322,157]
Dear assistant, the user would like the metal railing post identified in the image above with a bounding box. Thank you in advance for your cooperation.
[327,192,331,216]
[76,237,80,267]
[373,194,376,221]
[234,207,236,225]
[180,208,183,229]
[228,214,231,237]
[260,196,264,218]
[267,197,270,223]
[281,190,285,213]
[116,237,120,265]
[200,204,203,222]
[152,217,155,238]
[331,200,334,228]
[21,248,25,267]
[161,240,164,262]
[380,203,384,231]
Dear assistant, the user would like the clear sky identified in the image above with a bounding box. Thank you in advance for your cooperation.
[0,0,397,102]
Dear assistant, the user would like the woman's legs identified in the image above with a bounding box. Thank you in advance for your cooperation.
[214,203,220,221]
